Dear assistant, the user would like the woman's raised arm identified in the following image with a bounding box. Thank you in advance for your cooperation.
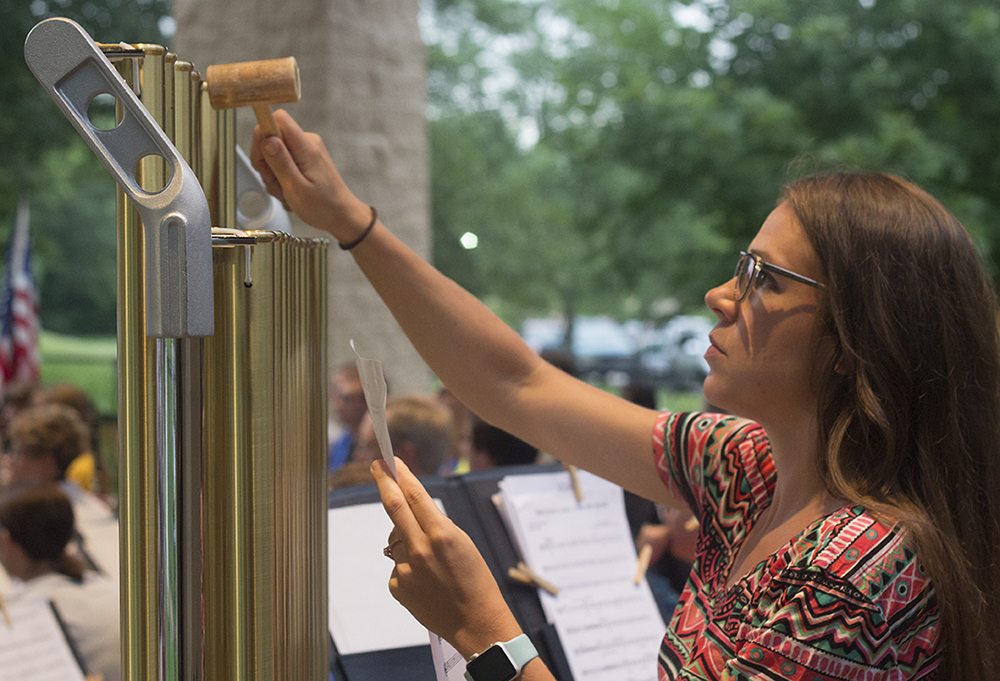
[251,110,671,505]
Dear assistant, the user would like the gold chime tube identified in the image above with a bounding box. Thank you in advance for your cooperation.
[112,41,328,681]
[114,43,164,681]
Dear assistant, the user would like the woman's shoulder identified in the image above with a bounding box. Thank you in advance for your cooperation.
[797,507,930,596]
[655,411,770,474]
[740,507,940,673]
[655,411,774,515]
[778,505,937,641]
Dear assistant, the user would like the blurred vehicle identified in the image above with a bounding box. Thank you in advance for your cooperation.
[521,316,640,387]
[637,315,712,391]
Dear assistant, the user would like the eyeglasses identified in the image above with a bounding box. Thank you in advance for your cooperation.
[734,250,825,302]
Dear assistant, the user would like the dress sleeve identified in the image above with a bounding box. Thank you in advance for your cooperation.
[653,411,774,525]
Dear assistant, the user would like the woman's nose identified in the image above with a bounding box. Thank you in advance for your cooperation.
[705,279,736,322]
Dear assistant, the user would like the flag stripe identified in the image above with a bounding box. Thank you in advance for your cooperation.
[0,197,41,395]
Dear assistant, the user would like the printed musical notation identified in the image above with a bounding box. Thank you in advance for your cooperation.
[0,599,86,681]
[498,470,665,681]
[430,633,467,681]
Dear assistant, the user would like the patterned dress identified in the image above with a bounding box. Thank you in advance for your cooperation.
[653,412,939,680]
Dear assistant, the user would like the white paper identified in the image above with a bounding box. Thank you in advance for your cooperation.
[351,340,398,480]
[328,499,445,655]
[77,517,120,581]
[430,633,467,681]
[0,599,86,681]
[327,502,426,653]
[499,470,665,681]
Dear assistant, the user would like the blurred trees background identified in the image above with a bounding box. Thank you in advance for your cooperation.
[0,0,170,336]
[426,0,1000,327]
[3,0,1000,335]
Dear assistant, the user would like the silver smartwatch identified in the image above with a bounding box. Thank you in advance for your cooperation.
[463,633,538,681]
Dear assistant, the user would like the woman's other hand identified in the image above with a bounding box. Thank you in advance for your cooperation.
[636,523,671,565]
[371,457,523,659]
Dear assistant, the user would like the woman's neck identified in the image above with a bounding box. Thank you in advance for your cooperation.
[760,413,840,523]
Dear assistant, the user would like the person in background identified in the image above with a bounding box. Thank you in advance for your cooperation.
[437,386,473,475]
[0,381,36,477]
[352,394,453,478]
[328,460,376,490]
[5,403,118,579]
[617,381,696,622]
[33,383,111,500]
[328,363,368,474]
[0,482,120,681]
[468,418,538,471]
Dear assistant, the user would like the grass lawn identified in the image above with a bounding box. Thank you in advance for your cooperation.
[39,331,117,416]
[658,390,708,413]
[37,331,118,493]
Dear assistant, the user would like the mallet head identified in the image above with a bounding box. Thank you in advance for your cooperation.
[206,56,300,137]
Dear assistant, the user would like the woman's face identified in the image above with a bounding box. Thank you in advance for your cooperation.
[702,202,831,427]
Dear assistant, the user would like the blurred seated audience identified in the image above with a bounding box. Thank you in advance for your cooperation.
[619,381,698,623]
[33,383,111,500]
[469,418,538,471]
[1,381,37,470]
[328,363,369,474]
[349,394,453,478]
[328,461,375,490]
[621,382,657,411]
[5,403,119,580]
[0,482,120,681]
[437,386,473,475]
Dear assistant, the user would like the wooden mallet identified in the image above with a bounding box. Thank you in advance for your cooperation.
[206,56,301,138]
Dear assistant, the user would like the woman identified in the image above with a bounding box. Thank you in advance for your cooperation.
[251,111,999,680]
[0,482,121,681]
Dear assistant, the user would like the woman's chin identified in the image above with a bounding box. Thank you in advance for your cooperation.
[701,377,736,415]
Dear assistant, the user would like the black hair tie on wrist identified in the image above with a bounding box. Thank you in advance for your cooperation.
[339,206,378,251]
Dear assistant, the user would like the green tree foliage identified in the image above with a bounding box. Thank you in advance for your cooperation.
[425,0,646,328]
[1,0,169,335]
[427,0,1000,324]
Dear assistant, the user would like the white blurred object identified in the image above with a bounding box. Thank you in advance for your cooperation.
[235,145,291,233]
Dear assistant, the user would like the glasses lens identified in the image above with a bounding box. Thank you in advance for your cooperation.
[735,252,754,300]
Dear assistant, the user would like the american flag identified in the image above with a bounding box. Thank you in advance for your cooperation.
[0,197,41,395]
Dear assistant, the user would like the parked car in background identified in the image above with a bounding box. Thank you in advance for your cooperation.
[637,315,712,391]
[521,316,640,387]
[521,314,712,391]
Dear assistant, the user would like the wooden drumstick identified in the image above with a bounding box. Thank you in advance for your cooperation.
[206,56,301,138]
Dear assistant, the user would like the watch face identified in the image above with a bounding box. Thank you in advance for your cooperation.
[466,644,517,681]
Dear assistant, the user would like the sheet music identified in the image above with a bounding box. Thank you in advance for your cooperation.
[429,633,467,681]
[77,517,120,581]
[499,470,665,681]
[0,599,86,681]
[328,500,445,654]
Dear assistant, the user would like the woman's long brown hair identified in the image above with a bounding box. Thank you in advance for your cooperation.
[785,172,1000,680]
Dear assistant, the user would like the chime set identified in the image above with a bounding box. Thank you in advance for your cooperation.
[25,17,330,681]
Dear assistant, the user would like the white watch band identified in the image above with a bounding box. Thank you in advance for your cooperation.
[463,633,538,681]
[504,634,537,668]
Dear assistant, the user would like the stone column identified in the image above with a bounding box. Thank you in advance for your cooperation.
[172,0,432,396]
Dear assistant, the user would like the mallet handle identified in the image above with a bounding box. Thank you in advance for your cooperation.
[253,104,281,138]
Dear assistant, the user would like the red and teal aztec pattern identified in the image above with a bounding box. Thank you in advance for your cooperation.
[652,411,939,680]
